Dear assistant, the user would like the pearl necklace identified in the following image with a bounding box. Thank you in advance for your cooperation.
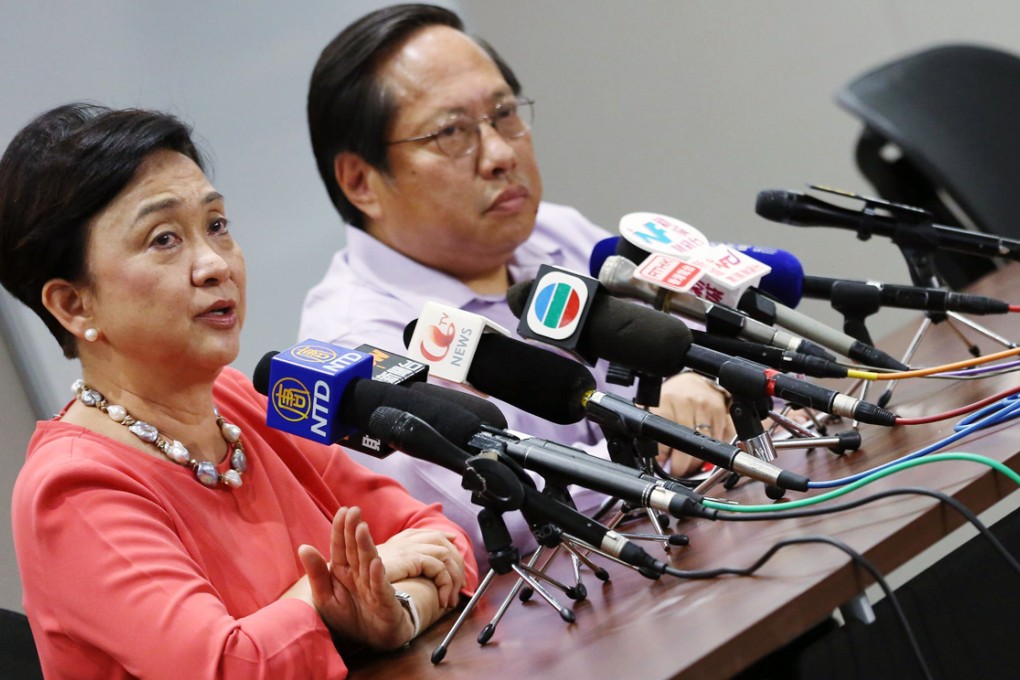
[72,379,247,489]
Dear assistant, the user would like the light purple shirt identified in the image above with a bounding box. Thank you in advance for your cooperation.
[299,202,624,564]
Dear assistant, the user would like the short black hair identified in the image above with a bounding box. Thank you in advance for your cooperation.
[307,3,521,229]
[0,103,205,358]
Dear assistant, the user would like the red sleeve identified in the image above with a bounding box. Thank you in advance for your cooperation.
[217,367,480,592]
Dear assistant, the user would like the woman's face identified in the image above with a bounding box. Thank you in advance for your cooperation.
[80,149,246,378]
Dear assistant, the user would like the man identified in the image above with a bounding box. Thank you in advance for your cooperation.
[300,4,733,564]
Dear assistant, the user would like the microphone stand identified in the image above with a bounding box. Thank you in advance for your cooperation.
[691,394,860,501]
[601,362,683,551]
[874,238,1017,407]
[431,455,585,664]
[435,446,660,662]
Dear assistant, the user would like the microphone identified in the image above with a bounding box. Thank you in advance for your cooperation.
[403,314,809,492]
[801,275,1011,315]
[755,189,1020,262]
[597,253,836,360]
[507,280,898,428]
[470,431,717,520]
[612,239,908,370]
[689,330,848,379]
[252,341,492,455]
[367,407,669,576]
[403,319,593,425]
[591,235,805,308]
[404,381,509,430]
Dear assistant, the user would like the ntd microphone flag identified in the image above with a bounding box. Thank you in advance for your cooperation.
[265,339,373,445]
[517,265,600,363]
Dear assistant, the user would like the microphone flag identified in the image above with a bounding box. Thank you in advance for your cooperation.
[265,339,374,445]
[516,264,601,363]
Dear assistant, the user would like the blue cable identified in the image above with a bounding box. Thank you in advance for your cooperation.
[808,393,1020,489]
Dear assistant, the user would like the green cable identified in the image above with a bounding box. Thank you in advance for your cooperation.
[702,452,1020,513]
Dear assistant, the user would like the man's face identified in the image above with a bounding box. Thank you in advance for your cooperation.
[361,25,543,284]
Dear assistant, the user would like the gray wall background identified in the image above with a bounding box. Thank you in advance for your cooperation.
[2,1,1018,612]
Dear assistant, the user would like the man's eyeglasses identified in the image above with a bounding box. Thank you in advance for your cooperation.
[387,97,534,158]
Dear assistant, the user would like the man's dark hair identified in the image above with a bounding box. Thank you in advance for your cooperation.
[0,103,204,358]
[307,3,521,229]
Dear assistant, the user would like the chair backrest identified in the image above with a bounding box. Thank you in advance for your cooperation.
[836,44,1020,288]
[0,608,43,680]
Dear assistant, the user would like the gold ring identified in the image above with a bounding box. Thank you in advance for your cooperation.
[695,423,712,432]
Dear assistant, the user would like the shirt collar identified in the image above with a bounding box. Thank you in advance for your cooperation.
[345,222,566,309]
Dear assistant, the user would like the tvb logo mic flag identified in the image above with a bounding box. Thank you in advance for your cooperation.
[517,264,600,364]
[265,339,374,446]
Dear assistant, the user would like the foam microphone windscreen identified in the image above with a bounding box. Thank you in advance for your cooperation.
[407,381,508,430]
[339,379,484,449]
[506,280,691,377]
[404,319,594,425]
[252,351,278,395]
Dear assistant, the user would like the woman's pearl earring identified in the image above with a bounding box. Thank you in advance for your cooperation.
[83,328,99,342]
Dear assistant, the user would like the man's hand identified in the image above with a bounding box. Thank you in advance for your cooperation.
[651,372,735,477]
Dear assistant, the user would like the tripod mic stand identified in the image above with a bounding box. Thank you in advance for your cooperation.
[434,448,668,663]
[599,362,694,550]
[874,241,1017,407]
[691,394,859,500]
[432,455,587,664]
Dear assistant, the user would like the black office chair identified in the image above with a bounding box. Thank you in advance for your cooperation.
[0,608,43,680]
[836,43,1020,289]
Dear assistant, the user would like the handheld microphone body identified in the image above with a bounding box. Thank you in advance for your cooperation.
[682,345,897,427]
[582,391,809,491]
[473,431,716,520]
[735,288,909,370]
[755,189,1020,262]
[404,310,808,491]
[598,254,835,360]
[253,342,489,455]
[801,275,1010,315]
[368,407,668,575]
[690,330,848,379]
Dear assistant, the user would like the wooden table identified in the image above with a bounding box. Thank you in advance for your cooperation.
[350,264,1020,680]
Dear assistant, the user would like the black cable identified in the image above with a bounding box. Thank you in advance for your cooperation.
[663,535,934,680]
[710,487,1020,575]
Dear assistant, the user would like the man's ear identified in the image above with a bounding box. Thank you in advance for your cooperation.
[334,152,384,221]
[41,278,93,340]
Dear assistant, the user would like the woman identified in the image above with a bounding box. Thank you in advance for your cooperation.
[0,103,478,678]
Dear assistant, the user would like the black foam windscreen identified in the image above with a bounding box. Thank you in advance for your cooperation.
[468,332,594,424]
[403,317,595,424]
[583,293,691,376]
[507,280,691,377]
[407,381,509,430]
[339,379,483,449]
[504,281,531,318]
[252,351,278,395]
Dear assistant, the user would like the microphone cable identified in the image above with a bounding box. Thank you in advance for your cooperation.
[807,396,1020,489]
[662,535,934,680]
[896,385,1020,425]
[705,477,1020,576]
[847,345,1020,381]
